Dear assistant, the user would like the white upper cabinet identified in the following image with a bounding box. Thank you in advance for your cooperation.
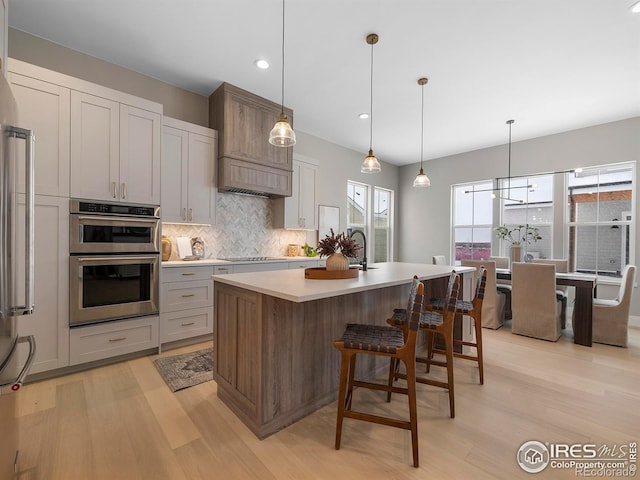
[273,156,318,230]
[8,72,71,197]
[119,105,161,205]
[71,91,161,204]
[161,117,217,224]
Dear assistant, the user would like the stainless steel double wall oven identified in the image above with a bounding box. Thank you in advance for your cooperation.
[69,200,160,327]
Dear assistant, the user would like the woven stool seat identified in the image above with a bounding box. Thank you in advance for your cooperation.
[429,298,473,314]
[340,324,404,353]
[419,310,445,328]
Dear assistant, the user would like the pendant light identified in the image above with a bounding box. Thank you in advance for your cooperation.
[361,33,381,173]
[413,77,431,187]
[268,0,296,147]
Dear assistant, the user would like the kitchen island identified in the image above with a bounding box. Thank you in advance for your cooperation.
[212,262,474,439]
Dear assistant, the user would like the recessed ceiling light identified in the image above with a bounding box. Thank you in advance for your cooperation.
[359,113,369,119]
[632,1,640,12]
[255,59,270,70]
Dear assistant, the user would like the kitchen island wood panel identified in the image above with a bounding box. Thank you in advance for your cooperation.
[213,263,473,439]
[215,281,411,439]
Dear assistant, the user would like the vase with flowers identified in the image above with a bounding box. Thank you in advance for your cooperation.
[494,224,542,264]
[317,228,360,271]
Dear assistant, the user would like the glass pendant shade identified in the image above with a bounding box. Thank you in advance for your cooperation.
[413,77,431,188]
[361,149,381,173]
[269,112,296,147]
[269,0,296,147]
[413,168,431,187]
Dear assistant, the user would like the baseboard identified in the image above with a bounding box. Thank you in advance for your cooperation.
[630,315,640,328]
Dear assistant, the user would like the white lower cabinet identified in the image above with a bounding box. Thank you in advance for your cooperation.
[160,265,214,344]
[69,316,159,365]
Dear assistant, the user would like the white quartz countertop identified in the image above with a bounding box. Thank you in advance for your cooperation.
[162,256,318,267]
[212,262,475,303]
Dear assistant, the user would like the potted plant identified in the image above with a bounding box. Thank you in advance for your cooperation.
[494,224,542,263]
[317,228,360,271]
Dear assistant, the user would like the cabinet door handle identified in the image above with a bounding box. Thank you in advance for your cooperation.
[182,208,186,220]
[181,272,195,276]
[121,183,126,199]
[181,322,195,327]
[111,182,117,198]
[188,208,193,222]
[109,337,126,342]
[181,294,195,298]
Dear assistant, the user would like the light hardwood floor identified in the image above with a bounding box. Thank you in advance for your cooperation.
[15,324,640,479]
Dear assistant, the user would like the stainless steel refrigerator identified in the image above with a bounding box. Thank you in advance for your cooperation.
[0,64,37,478]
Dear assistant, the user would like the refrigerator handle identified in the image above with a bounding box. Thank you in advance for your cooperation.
[0,335,36,394]
[24,129,35,314]
[6,126,35,314]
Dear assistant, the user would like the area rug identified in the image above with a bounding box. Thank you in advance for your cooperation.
[154,347,214,392]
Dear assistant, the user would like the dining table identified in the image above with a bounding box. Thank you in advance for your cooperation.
[496,268,598,347]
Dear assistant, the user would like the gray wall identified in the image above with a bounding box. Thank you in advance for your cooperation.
[8,28,209,126]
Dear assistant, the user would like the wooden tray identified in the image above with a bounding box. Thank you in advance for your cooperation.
[304,266,360,279]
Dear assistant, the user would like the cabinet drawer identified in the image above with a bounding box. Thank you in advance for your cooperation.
[162,266,215,283]
[69,316,159,365]
[214,265,234,275]
[160,308,213,343]
[288,260,318,269]
[162,280,213,312]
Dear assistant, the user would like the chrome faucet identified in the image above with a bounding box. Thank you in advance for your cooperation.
[348,228,367,271]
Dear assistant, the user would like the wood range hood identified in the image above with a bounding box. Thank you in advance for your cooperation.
[209,82,293,198]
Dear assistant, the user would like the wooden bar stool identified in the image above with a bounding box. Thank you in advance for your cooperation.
[388,272,461,418]
[427,267,487,384]
[334,277,423,468]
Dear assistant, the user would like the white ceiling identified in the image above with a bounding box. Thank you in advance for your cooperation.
[8,0,640,167]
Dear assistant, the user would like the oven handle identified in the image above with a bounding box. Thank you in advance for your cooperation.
[76,215,159,225]
[75,256,158,263]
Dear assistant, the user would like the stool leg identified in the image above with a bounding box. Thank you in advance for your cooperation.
[335,350,351,450]
[425,330,434,373]
[403,358,419,468]
[443,328,455,418]
[346,354,357,410]
[386,358,397,402]
[473,315,484,385]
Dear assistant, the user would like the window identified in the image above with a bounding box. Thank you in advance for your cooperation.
[373,187,393,262]
[452,181,493,263]
[347,181,394,263]
[499,174,554,260]
[567,163,635,278]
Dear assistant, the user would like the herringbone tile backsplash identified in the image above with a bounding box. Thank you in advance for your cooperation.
[161,192,307,260]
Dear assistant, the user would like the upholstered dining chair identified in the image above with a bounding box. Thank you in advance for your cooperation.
[432,255,447,265]
[511,263,562,341]
[461,260,505,329]
[334,277,424,467]
[532,258,569,328]
[579,264,636,347]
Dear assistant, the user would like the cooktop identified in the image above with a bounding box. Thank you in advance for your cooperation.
[217,256,282,262]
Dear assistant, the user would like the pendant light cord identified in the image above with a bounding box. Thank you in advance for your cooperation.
[420,82,424,168]
[280,0,286,115]
[507,119,514,197]
[369,39,374,151]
